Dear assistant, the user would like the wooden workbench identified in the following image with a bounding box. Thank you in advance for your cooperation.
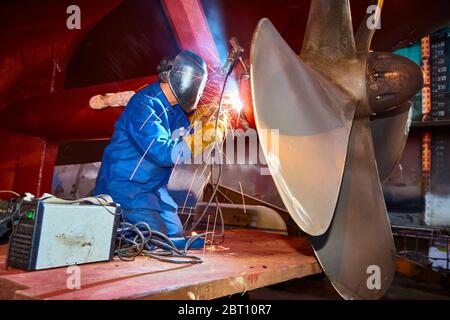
[0,229,321,300]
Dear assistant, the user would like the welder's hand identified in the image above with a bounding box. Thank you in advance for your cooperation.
[184,106,228,157]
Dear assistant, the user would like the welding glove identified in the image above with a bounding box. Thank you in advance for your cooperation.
[183,105,228,158]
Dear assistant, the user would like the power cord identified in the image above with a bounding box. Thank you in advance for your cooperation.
[4,197,25,245]
[116,221,208,264]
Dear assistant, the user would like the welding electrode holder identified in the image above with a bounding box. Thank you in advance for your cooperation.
[189,37,247,234]
[222,37,246,77]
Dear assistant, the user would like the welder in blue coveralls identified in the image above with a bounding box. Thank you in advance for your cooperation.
[94,50,226,238]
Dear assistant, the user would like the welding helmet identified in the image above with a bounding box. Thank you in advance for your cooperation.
[157,50,208,113]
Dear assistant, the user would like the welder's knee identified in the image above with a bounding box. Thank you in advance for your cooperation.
[122,208,168,235]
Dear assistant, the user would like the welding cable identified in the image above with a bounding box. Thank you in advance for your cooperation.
[39,195,123,217]
[91,196,123,217]
[117,234,147,261]
[0,213,13,227]
[116,221,207,264]
[141,251,202,264]
[214,197,225,241]
[0,196,36,244]
[9,199,26,243]
[189,69,231,233]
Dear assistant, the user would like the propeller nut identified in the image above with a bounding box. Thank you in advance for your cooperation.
[366,52,423,114]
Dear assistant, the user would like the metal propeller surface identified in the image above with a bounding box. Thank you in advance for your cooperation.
[310,115,397,299]
[371,100,413,181]
[250,18,356,236]
[250,0,423,299]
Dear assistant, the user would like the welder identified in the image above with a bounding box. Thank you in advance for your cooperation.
[94,50,227,238]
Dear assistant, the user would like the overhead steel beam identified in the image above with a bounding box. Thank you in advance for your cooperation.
[0,76,157,141]
[161,0,220,66]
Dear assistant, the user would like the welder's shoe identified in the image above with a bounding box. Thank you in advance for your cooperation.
[169,236,205,250]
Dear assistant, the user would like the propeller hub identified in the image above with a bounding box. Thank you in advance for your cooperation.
[366,52,423,114]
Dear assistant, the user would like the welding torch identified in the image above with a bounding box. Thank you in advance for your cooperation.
[190,37,247,233]
[222,37,247,77]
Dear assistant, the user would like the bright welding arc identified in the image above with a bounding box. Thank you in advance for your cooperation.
[189,37,245,233]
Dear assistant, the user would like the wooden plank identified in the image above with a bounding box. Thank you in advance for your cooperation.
[0,245,8,270]
[0,229,321,300]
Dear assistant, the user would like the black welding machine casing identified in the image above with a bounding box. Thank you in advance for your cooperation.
[7,194,120,271]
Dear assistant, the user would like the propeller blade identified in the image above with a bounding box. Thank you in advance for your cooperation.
[371,101,413,181]
[310,116,396,300]
[250,18,356,236]
[355,0,384,53]
[301,0,357,65]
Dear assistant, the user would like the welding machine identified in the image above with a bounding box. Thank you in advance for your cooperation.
[7,194,120,271]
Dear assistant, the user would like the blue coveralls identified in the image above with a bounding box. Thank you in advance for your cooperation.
[94,82,191,237]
